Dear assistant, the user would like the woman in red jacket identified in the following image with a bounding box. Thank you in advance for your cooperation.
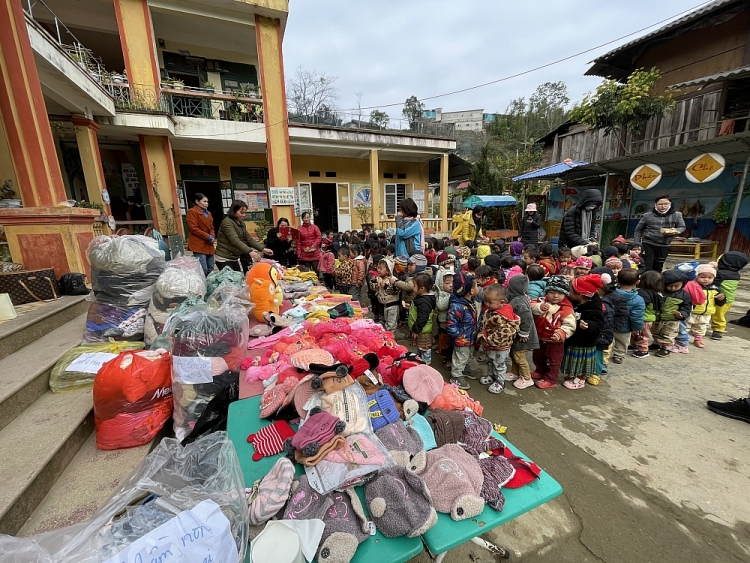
[186,192,215,275]
[297,211,322,271]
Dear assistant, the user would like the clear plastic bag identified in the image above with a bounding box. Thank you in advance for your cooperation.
[0,432,248,563]
[168,303,249,441]
[88,235,166,307]
[144,257,207,345]
[205,280,255,315]
[82,302,147,343]
[205,266,244,297]
[49,340,145,393]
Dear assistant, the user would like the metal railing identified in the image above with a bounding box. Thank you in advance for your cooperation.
[104,83,168,113]
[289,110,455,138]
[161,86,264,122]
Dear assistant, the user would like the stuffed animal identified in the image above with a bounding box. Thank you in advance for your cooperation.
[247,262,283,322]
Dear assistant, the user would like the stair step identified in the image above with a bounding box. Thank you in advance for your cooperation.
[0,296,89,361]
[0,315,86,433]
[17,432,155,537]
[0,388,93,536]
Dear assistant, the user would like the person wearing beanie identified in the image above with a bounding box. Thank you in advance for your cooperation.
[561,274,605,389]
[573,256,593,276]
[408,272,437,364]
[529,276,576,389]
[509,241,524,260]
[688,264,721,348]
[446,272,479,390]
[375,257,402,333]
[604,256,623,277]
[652,269,692,357]
[435,267,456,368]
[476,284,520,394]
[591,267,629,382]
[612,267,646,364]
[711,251,749,340]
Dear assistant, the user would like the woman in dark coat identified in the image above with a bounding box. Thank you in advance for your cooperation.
[558,189,603,249]
[265,217,297,267]
[520,203,542,247]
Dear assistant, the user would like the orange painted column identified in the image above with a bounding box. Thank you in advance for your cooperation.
[0,0,67,207]
[255,15,294,225]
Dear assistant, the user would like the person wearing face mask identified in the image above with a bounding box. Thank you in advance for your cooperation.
[558,189,603,250]
[633,196,686,272]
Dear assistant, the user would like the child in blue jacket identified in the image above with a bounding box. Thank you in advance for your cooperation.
[446,272,478,390]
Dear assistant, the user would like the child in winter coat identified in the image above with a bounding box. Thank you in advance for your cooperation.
[593,269,628,382]
[395,254,426,327]
[562,274,605,390]
[319,241,335,290]
[350,244,367,304]
[612,267,645,364]
[476,284,520,394]
[446,272,479,390]
[530,276,576,389]
[527,265,547,299]
[633,270,664,358]
[538,243,558,276]
[409,272,437,365]
[711,251,748,340]
[366,254,384,323]
[652,269,692,357]
[435,267,455,368]
[689,263,722,348]
[376,258,401,332]
[334,247,355,295]
[504,275,539,387]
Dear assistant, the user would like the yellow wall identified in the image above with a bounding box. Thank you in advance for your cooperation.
[140,135,184,235]
[115,0,159,89]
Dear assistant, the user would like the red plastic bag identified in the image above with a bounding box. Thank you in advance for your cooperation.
[94,350,173,450]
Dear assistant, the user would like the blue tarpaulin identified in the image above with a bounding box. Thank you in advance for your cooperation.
[463,195,517,208]
[512,160,589,181]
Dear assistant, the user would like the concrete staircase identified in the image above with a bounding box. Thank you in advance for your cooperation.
[0,297,156,538]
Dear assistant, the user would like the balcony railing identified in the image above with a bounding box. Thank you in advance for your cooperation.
[289,111,455,138]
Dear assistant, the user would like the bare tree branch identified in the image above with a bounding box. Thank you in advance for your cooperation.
[286,67,339,116]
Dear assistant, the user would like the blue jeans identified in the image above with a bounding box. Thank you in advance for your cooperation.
[675,319,689,347]
[194,253,215,276]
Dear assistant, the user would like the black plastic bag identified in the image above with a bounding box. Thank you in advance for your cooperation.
[59,273,90,296]
[181,371,239,445]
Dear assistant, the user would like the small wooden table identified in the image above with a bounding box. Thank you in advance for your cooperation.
[669,239,719,260]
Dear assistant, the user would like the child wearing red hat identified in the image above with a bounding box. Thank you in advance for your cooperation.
[562,274,605,390]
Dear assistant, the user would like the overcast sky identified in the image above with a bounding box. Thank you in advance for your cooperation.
[283,0,706,122]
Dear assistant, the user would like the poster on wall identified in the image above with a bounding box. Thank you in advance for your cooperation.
[269,187,295,206]
[121,163,140,197]
[604,177,632,220]
[235,190,268,212]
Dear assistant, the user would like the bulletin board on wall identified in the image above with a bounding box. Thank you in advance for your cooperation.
[230,167,271,222]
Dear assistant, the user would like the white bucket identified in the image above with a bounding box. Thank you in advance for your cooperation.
[250,521,304,563]
[0,293,16,320]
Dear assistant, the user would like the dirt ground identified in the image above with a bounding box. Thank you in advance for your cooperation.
[397,268,750,563]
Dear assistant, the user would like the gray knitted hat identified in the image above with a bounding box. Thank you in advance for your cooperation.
[365,465,438,538]
[460,412,494,455]
[318,488,370,563]
[283,475,332,521]
[418,444,485,521]
[478,455,515,511]
[375,421,426,473]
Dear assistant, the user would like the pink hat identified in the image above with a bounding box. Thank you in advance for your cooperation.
[403,364,444,405]
[696,264,716,277]
[248,457,295,524]
[525,203,537,212]
[291,410,345,456]
[290,349,334,370]
[574,256,593,269]
[325,434,386,466]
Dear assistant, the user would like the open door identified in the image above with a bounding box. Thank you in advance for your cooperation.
[336,182,351,231]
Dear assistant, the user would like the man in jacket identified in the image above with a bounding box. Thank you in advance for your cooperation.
[633,196,686,272]
[558,189,603,249]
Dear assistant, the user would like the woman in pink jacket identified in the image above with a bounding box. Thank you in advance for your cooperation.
[297,211,322,270]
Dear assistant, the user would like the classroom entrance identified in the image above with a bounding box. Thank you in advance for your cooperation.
[310,183,337,232]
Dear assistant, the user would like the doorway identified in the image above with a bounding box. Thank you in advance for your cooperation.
[183,181,224,233]
[311,183,338,232]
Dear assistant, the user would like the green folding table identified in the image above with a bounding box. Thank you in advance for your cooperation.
[227,395,563,563]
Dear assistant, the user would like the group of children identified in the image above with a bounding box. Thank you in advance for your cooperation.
[315,228,748,393]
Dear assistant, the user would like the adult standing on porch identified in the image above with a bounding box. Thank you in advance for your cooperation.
[520,203,542,246]
[297,211,322,270]
[395,198,424,257]
[455,205,486,246]
[215,201,267,272]
[265,218,296,267]
[634,196,685,272]
[186,193,216,276]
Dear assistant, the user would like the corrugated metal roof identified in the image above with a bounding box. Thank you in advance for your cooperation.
[512,160,589,181]
[667,64,750,89]
[586,0,742,78]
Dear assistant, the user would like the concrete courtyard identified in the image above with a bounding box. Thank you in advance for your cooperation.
[408,273,750,563]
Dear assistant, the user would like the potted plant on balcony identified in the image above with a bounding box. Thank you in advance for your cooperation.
[202,81,215,94]
[355,204,374,230]
[171,79,184,91]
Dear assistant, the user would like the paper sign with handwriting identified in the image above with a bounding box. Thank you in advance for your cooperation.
[104,499,238,563]
[65,352,118,374]
[173,356,213,384]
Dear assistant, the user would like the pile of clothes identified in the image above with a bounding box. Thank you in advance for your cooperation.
[84,235,166,342]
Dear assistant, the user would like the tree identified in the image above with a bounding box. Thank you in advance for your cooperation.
[369,109,389,129]
[569,68,674,138]
[402,95,425,131]
[529,81,570,132]
[286,67,339,117]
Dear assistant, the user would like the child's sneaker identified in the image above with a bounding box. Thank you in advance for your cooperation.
[530,372,543,380]
[632,350,649,359]
[535,379,556,389]
[487,382,504,394]
[514,378,535,390]
[655,347,671,358]
[648,343,661,350]
[463,367,481,380]
[601,365,608,375]
[612,356,623,364]
[711,331,723,340]
[586,374,601,385]
[563,377,585,390]
[479,375,494,385]
[667,344,689,354]
[451,376,471,390]
[694,337,706,349]
[505,373,520,381]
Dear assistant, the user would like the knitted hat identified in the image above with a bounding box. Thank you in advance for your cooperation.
[696,263,717,277]
[247,420,296,461]
[293,378,319,419]
[459,246,471,260]
[290,410,346,457]
[248,457,295,524]
[365,466,438,538]
[437,252,454,267]
[483,254,502,270]
[611,235,627,245]
[409,253,428,267]
[318,488,371,563]
[662,269,687,286]
[321,387,371,436]
[418,444,485,521]
[572,274,603,297]
[402,364,444,405]
[605,257,623,269]
[591,266,613,287]
[602,245,619,259]
[478,456,515,511]
[349,353,379,379]
[452,272,476,299]
[312,365,355,394]
[544,275,570,296]
[367,389,400,431]
[325,434,386,467]
[295,435,346,466]
[260,378,298,418]
[460,412,493,455]
[574,256,593,269]
[425,409,465,447]
[283,475,332,521]
[394,255,408,268]
[290,349,334,370]
[375,421,426,473]
[408,414,437,450]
